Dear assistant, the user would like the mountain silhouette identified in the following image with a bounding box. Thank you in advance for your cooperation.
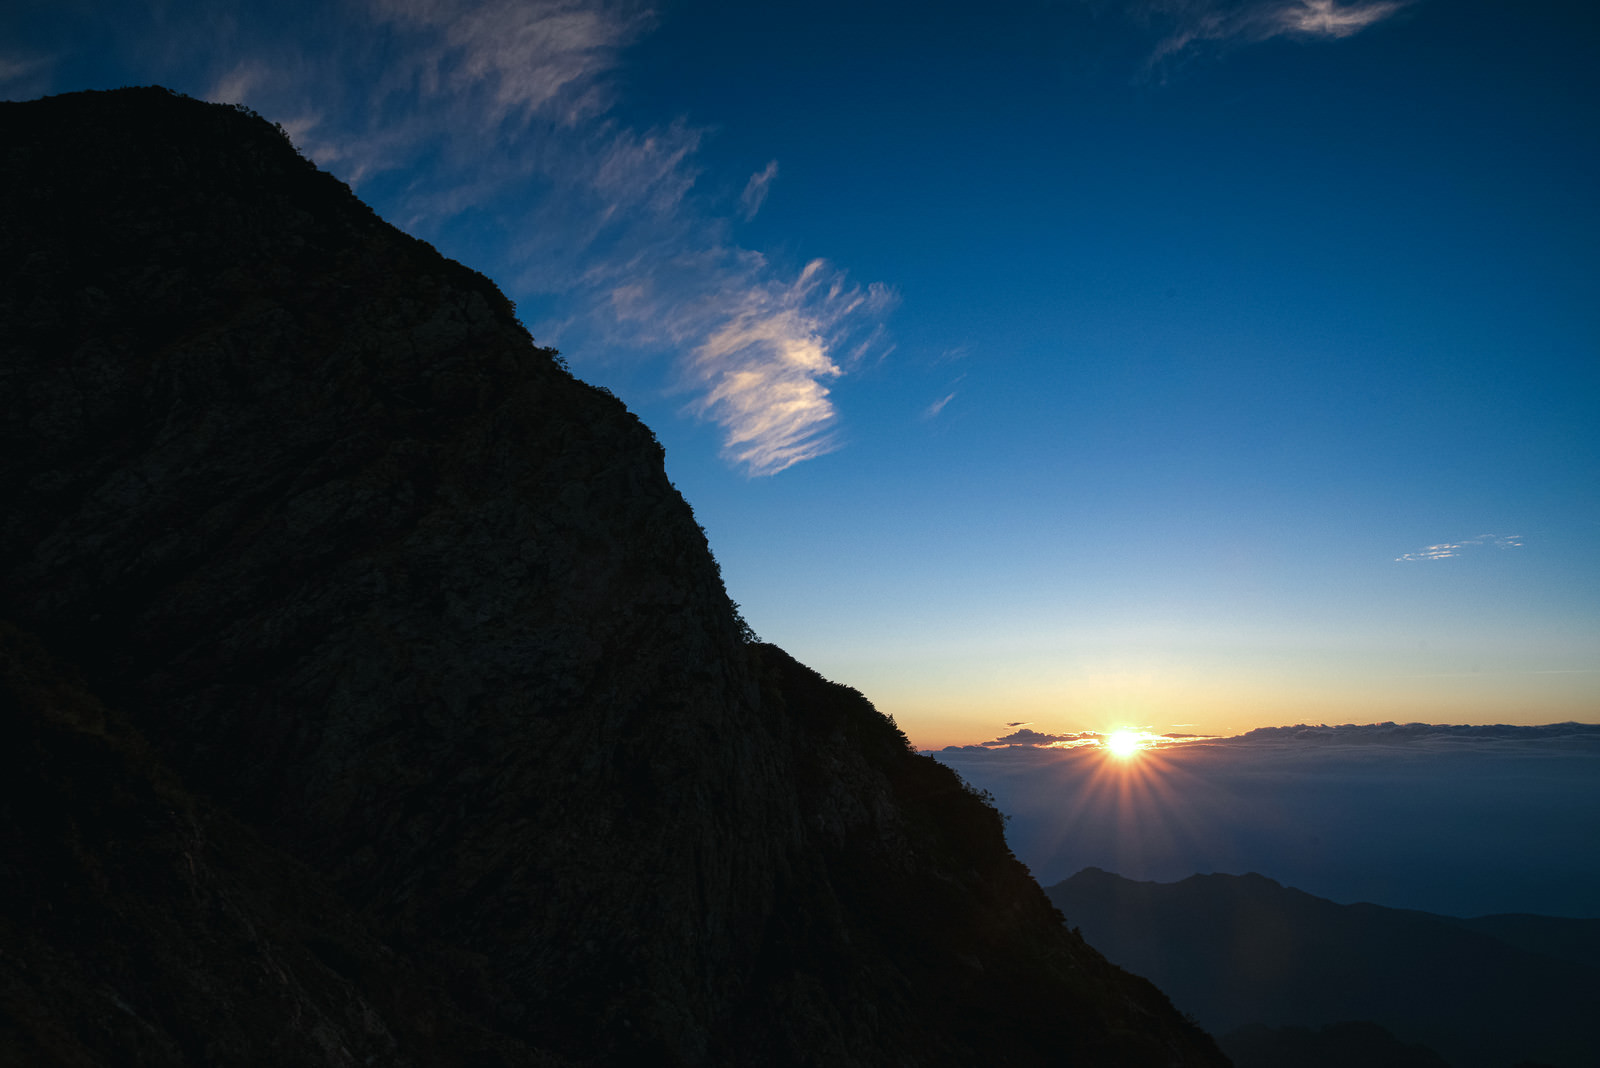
[1221,1020,1451,1068]
[0,86,1226,1067]
[1047,867,1599,1068]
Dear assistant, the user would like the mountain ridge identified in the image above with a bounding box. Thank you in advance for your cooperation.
[1047,867,1599,1068]
[0,86,1225,1067]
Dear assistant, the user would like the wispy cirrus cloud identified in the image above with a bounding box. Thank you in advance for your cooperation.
[1139,0,1412,69]
[1395,533,1524,562]
[1276,0,1407,38]
[739,160,779,221]
[367,0,653,125]
[921,371,966,420]
[688,263,889,474]
[358,0,891,476]
[923,392,958,419]
[106,0,889,478]
[606,256,895,474]
[0,51,55,98]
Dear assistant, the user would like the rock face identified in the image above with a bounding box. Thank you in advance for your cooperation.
[0,87,1227,1067]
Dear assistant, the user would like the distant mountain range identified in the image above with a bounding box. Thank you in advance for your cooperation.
[1047,868,1600,1068]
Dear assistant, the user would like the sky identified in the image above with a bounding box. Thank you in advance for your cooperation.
[5,0,1597,749]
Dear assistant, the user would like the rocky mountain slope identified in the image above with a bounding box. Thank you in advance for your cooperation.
[1047,868,1599,1068]
[0,87,1227,1067]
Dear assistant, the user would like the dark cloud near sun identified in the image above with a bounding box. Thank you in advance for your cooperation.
[984,728,1087,747]
[978,727,1209,749]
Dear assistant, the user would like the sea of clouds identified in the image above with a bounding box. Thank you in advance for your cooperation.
[932,722,1600,918]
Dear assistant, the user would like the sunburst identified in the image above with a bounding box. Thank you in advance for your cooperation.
[1105,730,1146,759]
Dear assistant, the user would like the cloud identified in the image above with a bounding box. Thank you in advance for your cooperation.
[985,728,1090,747]
[0,52,56,98]
[0,2,853,478]
[1395,533,1523,562]
[207,61,266,111]
[1140,0,1411,69]
[1216,721,1600,748]
[18,0,900,478]
[140,0,895,477]
[934,721,1600,916]
[1274,0,1406,38]
[367,0,653,125]
[682,262,894,475]
[739,160,779,221]
[355,1,892,476]
[687,273,844,474]
[923,392,957,419]
[591,120,704,219]
[980,727,1211,749]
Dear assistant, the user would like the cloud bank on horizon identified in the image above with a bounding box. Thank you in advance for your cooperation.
[935,721,1600,917]
[955,719,1590,750]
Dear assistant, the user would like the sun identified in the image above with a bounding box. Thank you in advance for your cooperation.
[1105,730,1144,759]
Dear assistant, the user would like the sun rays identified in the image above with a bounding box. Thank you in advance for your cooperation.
[985,734,1233,886]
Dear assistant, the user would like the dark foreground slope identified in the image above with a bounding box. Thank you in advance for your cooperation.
[1047,868,1599,1068]
[0,87,1225,1067]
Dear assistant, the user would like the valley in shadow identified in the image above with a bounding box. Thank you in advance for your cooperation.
[1046,867,1600,1068]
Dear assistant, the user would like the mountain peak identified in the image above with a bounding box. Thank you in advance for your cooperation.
[1,87,1226,1067]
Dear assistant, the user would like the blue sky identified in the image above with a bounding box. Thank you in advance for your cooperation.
[6,0,1596,747]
